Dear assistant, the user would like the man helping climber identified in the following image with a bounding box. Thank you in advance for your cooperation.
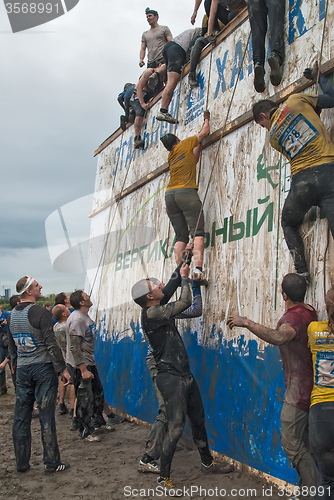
[131,262,233,492]
[252,66,334,281]
[160,110,210,282]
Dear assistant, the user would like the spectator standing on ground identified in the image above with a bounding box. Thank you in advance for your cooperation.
[0,295,21,390]
[66,290,114,442]
[0,303,10,396]
[9,276,70,473]
[227,274,319,497]
[140,7,172,69]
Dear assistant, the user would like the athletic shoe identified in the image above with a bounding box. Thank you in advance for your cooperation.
[84,434,101,442]
[157,477,183,496]
[134,136,144,149]
[156,112,178,124]
[17,464,30,473]
[44,463,70,473]
[268,53,282,87]
[188,71,199,87]
[95,423,115,432]
[58,403,69,414]
[254,63,265,93]
[147,72,159,91]
[70,416,80,431]
[120,115,127,131]
[201,460,234,474]
[204,33,217,44]
[108,415,124,424]
[138,458,160,474]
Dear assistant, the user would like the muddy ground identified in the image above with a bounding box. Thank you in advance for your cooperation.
[0,366,287,500]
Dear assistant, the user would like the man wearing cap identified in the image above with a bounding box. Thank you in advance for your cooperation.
[8,276,70,473]
[160,110,210,282]
[140,7,172,69]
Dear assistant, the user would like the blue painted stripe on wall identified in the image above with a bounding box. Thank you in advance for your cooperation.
[95,318,298,484]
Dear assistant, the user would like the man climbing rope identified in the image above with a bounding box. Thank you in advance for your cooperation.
[252,66,334,282]
[160,110,210,282]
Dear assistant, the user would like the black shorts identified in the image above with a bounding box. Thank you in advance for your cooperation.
[147,56,164,69]
[129,96,145,117]
[162,41,186,74]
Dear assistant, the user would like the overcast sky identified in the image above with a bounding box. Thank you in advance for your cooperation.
[0,0,206,296]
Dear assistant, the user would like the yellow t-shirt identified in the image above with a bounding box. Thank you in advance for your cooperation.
[308,320,334,407]
[166,135,199,191]
[269,94,334,177]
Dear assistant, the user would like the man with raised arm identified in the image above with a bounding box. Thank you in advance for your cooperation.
[140,7,172,69]
[9,276,70,473]
[227,273,319,496]
[252,67,334,282]
[132,263,233,493]
[160,111,210,282]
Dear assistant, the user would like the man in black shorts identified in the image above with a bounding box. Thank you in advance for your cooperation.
[131,263,233,492]
[252,67,334,281]
[152,28,201,124]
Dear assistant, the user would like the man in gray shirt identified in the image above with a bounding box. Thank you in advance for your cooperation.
[139,7,172,68]
[67,290,113,442]
[9,276,70,473]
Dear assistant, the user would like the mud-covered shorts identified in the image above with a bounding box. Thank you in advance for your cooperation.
[162,41,186,74]
[165,188,204,243]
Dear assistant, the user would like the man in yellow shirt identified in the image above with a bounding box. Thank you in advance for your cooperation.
[160,111,210,280]
[308,287,334,499]
[252,68,334,281]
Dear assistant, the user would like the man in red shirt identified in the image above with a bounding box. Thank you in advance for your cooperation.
[227,273,319,496]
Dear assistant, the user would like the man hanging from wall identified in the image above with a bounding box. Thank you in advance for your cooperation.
[191,0,243,44]
[252,67,334,282]
[227,273,319,498]
[129,65,164,149]
[139,7,172,69]
[132,262,233,493]
[160,110,210,282]
[247,0,286,92]
[138,258,203,474]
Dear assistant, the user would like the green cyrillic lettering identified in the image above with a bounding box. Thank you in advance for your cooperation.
[147,241,158,263]
[229,215,245,241]
[211,218,228,246]
[123,250,131,269]
[246,209,251,238]
[115,253,123,272]
[131,248,139,267]
[253,202,274,236]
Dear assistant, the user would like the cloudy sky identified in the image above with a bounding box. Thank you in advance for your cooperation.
[0,0,206,296]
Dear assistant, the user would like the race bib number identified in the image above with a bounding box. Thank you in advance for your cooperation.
[315,352,334,388]
[279,114,318,160]
[12,333,37,354]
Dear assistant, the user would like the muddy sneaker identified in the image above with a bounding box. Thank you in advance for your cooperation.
[58,403,68,415]
[204,33,217,44]
[201,461,234,474]
[156,112,178,124]
[157,477,183,497]
[84,434,101,442]
[120,115,127,131]
[44,463,70,473]
[188,71,199,87]
[134,135,144,149]
[138,458,160,474]
[268,53,282,86]
[70,416,80,431]
[17,464,30,473]
[95,423,115,432]
[147,71,159,91]
[108,415,124,424]
[254,62,265,93]
[192,268,208,286]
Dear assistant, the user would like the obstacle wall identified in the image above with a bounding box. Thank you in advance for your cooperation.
[86,1,334,483]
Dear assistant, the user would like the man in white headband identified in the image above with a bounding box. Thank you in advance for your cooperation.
[8,275,71,473]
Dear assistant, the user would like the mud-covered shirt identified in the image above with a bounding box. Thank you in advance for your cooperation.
[277,304,318,411]
[308,320,334,407]
[141,277,192,376]
[8,302,66,374]
[269,94,334,177]
[166,135,199,191]
[66,310,95,367]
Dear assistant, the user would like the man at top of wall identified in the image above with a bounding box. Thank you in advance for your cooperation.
[247,0,286,93]
[160,110,210,282]
[139,7,172,69]
[252,67,334,283]
[191,0,243,43]
[150,28,202,124]
[227,273,319,497]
